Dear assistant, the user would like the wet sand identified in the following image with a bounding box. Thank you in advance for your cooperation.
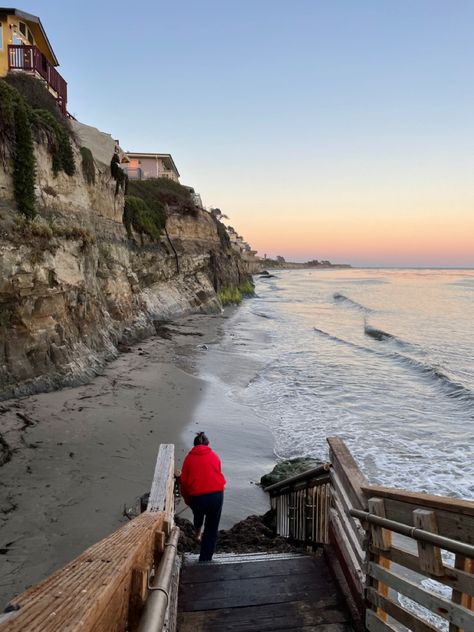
[0,310,273,606]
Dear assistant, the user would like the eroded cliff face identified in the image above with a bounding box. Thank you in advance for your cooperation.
[0,134,248,399]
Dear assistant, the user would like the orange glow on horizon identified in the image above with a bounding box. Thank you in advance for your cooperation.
[233,209,474,265]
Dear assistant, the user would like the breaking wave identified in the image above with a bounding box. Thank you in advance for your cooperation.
[333,292,373,313]
[313,327,474,406]
[363,323,421,353]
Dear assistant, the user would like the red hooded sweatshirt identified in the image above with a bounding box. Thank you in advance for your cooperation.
[180,445,226,504]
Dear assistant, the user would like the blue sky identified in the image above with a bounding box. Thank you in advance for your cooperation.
[19,1,474,265]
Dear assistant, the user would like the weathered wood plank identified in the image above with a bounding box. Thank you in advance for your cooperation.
[450,555,474,632]
[368,498,391,623]
[362,486,474,517]
[332,494,365,569]
[369,544,474,596]
[181,556,322,584]
[0,443,175,632]
[178,601,350,632]
[368,498,391,552]
[329,508,365,594]
[366,609,401,632]
[368,561,474,630]
[327,437,368,511]
[147,443,174,513]
[367,587,440,632]
[0,511,164,631]
[180,571,335,611]
[364,496,474,545]
[330,470,366,546]
[413,509,444,577]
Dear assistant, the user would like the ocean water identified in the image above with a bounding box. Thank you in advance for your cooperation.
[202,269,474,500]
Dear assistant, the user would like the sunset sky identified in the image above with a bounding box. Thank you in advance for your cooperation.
[25,1,474,266]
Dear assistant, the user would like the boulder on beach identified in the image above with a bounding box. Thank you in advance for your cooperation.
[260,457,324,488]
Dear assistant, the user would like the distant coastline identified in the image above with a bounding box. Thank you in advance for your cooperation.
[259,259,352,271]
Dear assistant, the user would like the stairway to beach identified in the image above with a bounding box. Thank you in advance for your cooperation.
[177,551,354,631]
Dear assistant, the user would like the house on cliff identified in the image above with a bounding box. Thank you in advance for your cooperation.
[122,152,180,182]
[0,7,67,113]
[122,151,205,208]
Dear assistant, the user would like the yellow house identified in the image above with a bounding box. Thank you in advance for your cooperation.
[0,7,67,113]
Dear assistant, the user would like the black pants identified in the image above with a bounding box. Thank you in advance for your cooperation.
[189,491,224,561]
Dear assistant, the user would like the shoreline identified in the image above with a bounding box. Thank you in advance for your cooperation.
[0,311,234,605]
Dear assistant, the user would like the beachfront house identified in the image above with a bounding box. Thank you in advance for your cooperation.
[0,7,67,113]
[122,152,180,182]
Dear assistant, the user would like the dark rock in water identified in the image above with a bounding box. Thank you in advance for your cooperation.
[260,457,324,488]
[364,324,392,341]
[0,435,12,467]
[176,511,301,555]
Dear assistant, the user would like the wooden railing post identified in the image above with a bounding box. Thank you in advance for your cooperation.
[368,498,392,623]
[413,509,443,577]
[450,555,474,632]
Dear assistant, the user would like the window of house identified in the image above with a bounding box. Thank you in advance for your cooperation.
[0,23,3,51]
[19,21,26,36]
[27,28,33,44]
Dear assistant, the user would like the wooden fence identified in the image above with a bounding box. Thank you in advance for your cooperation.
[265,463,331,545]
[266,436,474,632]
[0,444,176,632]
[8,45,68,113]
[354,486,474,632]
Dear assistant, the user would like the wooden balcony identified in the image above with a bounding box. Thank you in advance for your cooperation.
[8,44,67,114]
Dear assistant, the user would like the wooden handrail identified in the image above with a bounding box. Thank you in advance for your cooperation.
[362,485,474,517]
[351,508,474,558]
[361,488,474,632]
[0,444,175,632]
[137,526,180,632]
[8,44,67,113]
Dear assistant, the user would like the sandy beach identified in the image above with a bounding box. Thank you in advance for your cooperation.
[0,309,273,607]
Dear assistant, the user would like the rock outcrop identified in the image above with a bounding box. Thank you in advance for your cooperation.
[0,124,249,399]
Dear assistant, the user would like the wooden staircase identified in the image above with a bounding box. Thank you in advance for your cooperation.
[1,438,473,632]
[178,552,353,631]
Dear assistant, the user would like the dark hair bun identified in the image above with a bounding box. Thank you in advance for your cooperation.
[193,431,209,446]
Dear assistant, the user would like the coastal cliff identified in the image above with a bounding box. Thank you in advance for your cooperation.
[0,83,249,400]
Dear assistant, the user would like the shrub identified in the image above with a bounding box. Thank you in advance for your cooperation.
[218,280,255,306]
[128,177,196,215]
[239,279,255,297]
[80,147,95,185]
[0,80,18,164]
[14,216,52,239]
[13,98,36,219]
[0,77,76,219]
[110,153,128,195]
[48,219,95,244]
[4,73,67,127]
[123,195,164,245]
[32,108,75,176]
[210,213,231,250]
[218,287,242,306]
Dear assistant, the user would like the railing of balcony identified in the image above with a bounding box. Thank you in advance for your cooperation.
[8,44,67,114]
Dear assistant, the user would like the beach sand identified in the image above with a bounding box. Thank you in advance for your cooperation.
[0,310,274,606]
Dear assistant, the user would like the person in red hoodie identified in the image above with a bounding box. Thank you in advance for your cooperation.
[180,431,226,562]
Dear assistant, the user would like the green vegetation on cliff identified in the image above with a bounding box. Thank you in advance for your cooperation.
[123,195,165,244]
[80,147,96,185]
[218,280,255,305]
[128,177,197,215]
[123,178,198,245]
[0,76,76,218]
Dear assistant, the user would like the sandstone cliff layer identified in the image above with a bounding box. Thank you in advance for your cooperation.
[0,123,248,399]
